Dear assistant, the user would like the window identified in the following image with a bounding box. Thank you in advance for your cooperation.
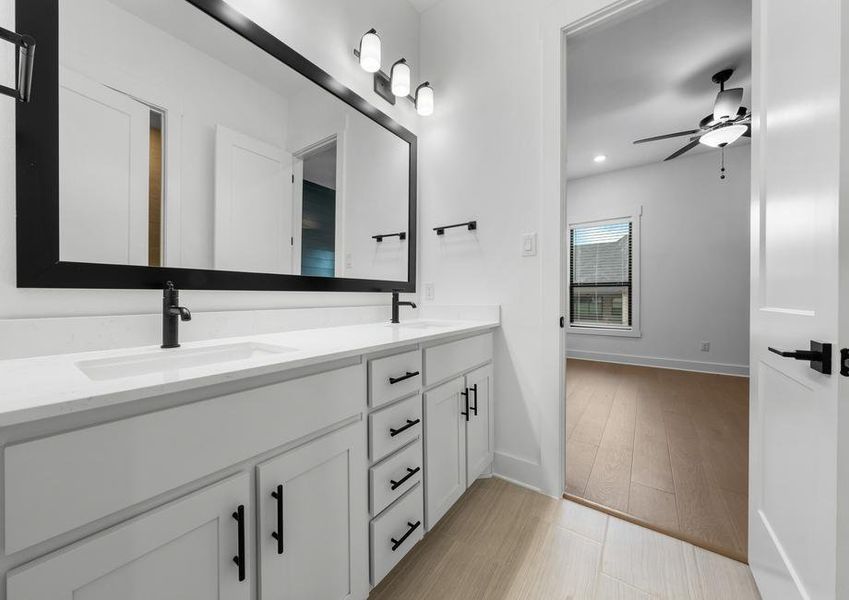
[569,217,639,335]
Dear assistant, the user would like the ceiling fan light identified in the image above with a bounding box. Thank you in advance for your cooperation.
[699,124,748,148]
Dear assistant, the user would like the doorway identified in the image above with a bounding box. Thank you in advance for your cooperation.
[562,0,752,562]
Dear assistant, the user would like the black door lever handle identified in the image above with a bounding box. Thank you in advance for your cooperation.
[768,341,831,375]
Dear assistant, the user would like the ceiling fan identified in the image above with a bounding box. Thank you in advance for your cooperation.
[633,69,751,161]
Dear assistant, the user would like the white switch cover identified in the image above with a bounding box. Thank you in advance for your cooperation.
[424,283,435,301]
[522,233,537,257]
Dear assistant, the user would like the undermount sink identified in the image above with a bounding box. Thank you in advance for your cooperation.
[386,320,457,330]
[76,342,296,381]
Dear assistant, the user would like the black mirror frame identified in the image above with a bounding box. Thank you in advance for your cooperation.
[16,0,416,293]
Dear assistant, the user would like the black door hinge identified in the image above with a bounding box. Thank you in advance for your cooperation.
[560,316,565,328]
[841,348,849,377]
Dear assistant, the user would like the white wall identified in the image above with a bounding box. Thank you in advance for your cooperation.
[0,0,420,355]
[419,0,549,488]
[566,146,751,375]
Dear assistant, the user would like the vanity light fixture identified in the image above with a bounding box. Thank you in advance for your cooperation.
[415,82,434,117]
[358,28,381,73]
[353,31,434,116]
[390,58,411,97]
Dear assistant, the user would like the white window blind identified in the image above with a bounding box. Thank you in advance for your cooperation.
[570,221,632,328]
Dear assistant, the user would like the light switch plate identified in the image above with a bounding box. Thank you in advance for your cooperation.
[522,233,537,257]
[424,283,435,301]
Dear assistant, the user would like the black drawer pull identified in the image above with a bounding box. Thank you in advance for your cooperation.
[461,388,470,422]
[389,370,420,385]
[390,520,422,551]
[271,485,284,555]
[390,467,421,491]
[470,383,479,416]
[390,418,421,437]
[232,504,246,582]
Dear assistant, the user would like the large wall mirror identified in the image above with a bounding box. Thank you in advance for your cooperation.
[17,0,416,292]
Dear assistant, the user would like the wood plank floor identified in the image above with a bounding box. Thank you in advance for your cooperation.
[369,477,759,600]
[565,359,749,562]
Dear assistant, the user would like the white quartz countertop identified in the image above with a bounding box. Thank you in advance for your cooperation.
[0,318,499,427]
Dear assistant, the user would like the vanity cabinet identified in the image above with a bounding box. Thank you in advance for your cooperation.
[7,473,252,600]
[0,325,497,599]
[423,334,494,530]
[257,422,368,600]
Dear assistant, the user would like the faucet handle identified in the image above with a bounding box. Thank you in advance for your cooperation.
[164,281,176,291]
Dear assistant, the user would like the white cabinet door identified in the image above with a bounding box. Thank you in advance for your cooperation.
[256,422,368,600]
[465,364,494,485]
[7,474,251,600]
[423,377,466,530]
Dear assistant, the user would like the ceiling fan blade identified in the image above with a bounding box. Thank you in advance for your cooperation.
[664,139,701,161]
[714,87,744,121]
[633,129,700,144]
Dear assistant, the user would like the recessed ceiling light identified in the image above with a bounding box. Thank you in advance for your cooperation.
[593,154,607,163]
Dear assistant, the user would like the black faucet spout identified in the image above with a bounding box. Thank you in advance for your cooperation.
[162,282,191,348]
[391,291,416,324]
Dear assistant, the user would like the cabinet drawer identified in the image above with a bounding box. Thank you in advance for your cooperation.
[424,333,493,386]
[5,364,364,554]
[369,349,422,409]
[370,440,423,516]
[369,394,422,463]
[370,483,424,586]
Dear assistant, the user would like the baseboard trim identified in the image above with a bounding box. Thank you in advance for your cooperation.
[492,451,542,492]
[566,349,749,377]
[564,493,748,564]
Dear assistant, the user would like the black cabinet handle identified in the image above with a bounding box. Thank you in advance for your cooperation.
[232,505,246,582]
[390,467,421,491]
[390,520,421,551]
[389,370,420,385]
[768,341,832,375]
[470,383,479,416]
[389,418,421,437]
[461,388,470,422]
[271,485,284,555]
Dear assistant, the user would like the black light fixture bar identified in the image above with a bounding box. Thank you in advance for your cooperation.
[353,48,417,106]
[0,26,36,102]
[373,232,407,242]
[434,221,477,236]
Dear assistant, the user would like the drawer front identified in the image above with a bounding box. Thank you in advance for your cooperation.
[5,364,365,555]
[370,483,424,586]
[369,350,422,409]
[424,333,493,386]
[370,440,423,516]
[369,395,422,463]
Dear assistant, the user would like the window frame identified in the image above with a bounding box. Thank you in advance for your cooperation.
[567,210,641,338]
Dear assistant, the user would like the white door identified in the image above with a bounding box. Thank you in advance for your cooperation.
[465,364,494,484]
[7,474,251,599]
[423,377,467,530]
[59,68,150,266]
[214,125,293,273]
[749,1,846,598]
[256,422,368,600]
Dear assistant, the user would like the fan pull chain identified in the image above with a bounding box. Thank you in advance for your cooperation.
[720,147,726,180]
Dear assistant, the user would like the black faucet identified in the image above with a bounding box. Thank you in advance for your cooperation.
[391,291,417,324]
[162,281,192,349]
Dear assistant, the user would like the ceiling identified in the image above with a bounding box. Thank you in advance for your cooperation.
[566,0,752,180]
[407,0,444,13]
